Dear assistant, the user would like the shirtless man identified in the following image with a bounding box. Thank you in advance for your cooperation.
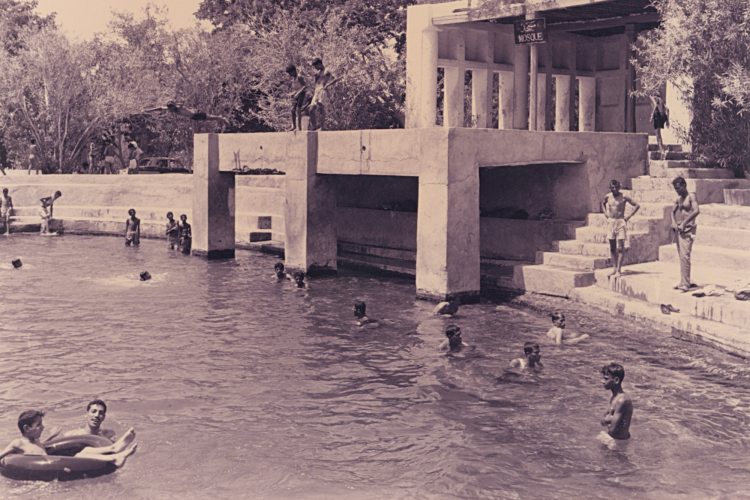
[599,362,633,444]
[28,138,41,175]
[142,102,230,127]
[125,209,141,246]
[671,177,700,292]
[0,410,136,467]
[509,342,543,370]
[2,188,13,236]
[439,325,468,353]
[546,312,589,345]
[308,59,338,131]
[61,400,116,442]
[286,65,310,131]
[39,191,62,219]
[602,180,640,277]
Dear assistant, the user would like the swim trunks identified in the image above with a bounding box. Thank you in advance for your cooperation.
[105,156,115,163]
[597,430,629,451]
[652,109,667,129]
[191,111,208,121]
[606,218,627,242]
[125,230,140,246]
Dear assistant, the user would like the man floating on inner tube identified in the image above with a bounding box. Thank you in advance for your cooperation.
[0,410,136,468]
[57,400,116,442]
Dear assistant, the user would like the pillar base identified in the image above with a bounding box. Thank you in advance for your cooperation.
[416,289,481,304]
[287,264,337,277]
[192,249,235,260]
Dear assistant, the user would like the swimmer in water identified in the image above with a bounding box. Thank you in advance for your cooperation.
[140,271,151,281]
[292,271,306,288]
[353,301,378,326]
[547,312,589,345]
[125,209,140,246]
[433,298,459,316]
[273,262,286,280]
[12,258,22,268]
[599,362,633,442]
[439,325,468,353]
[60,400,116,442]
[0,411,137,468]
[509,342,543,370]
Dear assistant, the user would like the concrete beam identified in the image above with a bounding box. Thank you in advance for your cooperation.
[192,133,235,259]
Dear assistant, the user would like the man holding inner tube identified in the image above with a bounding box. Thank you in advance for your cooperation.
[60,400,116,442]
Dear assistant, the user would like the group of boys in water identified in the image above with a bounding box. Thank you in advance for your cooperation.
[123,209,192,254]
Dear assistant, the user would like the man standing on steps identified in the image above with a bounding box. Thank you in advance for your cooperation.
[671,177,700,292]
[602,180,640,278]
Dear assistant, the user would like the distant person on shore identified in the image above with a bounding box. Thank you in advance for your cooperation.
[125,209,141,246]
[671,177,700,292]
[61,400,116,442]
[166,212,179,250]
[286,65,310,131]
[353,301,378,326]
[178,214,192,254]
[0,410,137,467]
[28,138,41,175]
[142,102,230,127]
[103,140,117,175]
[273,262,286,280]
[439,325,468,353]
[127,143,139,173]
[650,96,670,158]
[88,142,97,174]
[602,180,640,278]
[0,140,8,175]
[598,362,633,446]
[2,187,13,236]
[308,58,338,131]
[292,271,306,288]
[509,342,543,370]
[547,312,589,345]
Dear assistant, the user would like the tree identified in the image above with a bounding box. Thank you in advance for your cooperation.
[634,0,750,176]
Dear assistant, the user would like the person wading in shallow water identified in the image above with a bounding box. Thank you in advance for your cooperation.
[598,362,633,447]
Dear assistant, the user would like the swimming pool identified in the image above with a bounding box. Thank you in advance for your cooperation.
[1,235,749,499]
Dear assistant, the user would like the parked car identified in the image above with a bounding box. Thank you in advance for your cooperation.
[134,157,191,174]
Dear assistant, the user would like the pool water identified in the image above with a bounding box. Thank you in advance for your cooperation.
[1,235,749,499]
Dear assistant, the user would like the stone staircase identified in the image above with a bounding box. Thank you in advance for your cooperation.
[522,141,750,298]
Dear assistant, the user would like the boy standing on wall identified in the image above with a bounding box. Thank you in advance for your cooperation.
[602,180,640,278]
[286,65,310,131]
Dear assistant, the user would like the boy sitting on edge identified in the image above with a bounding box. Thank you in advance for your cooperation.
[599,362,633,445]
[547,312,589,345]
[0,410,137,468]
[353,301,378,327]
[509,342,543,370]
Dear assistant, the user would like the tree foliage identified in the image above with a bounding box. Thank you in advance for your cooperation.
[634,0,750,176]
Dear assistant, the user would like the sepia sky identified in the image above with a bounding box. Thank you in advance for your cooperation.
[34,0,209,40]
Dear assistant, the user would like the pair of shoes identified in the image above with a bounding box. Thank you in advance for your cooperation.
[660,304,680,314]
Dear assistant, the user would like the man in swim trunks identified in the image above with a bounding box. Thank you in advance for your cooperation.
[28,138,41,175]
[308,58,338,131]
[125,209,140,246]
[38,198,52,234]
[61,400,116,442]
[650,95,670,158]
[602,180,640,278]
[39,190,62,219]
[671,176,700,292]
[178,214,192,254]
[103,140,117,175]
[142,102,230,127]
[286,65,310,131]
[2,188,13,236]
[509,342,543,370]
[599,362,632,444]
[166,212,180,249]
[0,410,136,467]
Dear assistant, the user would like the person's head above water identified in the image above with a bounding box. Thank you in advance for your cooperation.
[523,341,541,359]
[274,262,285,277]
[354,301,366,318]
[140,271,151,281]
[293,271,305,287]
[550,311,566,328]
[601,362,625,387]
[11,258,22,268]
[445,325,463,348]
[17,410,44,435]
[86,399,107,429]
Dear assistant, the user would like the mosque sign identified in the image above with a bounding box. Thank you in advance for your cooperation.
[514,19,547,45]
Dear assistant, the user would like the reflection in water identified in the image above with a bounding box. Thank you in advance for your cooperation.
[0,236,749,499]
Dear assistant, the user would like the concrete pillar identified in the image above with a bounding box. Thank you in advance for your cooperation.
[284,132,337,275]
[192,133,235,259]
[579,76,596,131]
[554,75,571,132]
[536,73,546,131]
[544,44,554,131]
[419,24,440,128]
[513,44,529,129]
[444,66,464,127]
[416,136,480,303]
[568,41,577,131]
[472,69,489,128]
[498,71,514,130]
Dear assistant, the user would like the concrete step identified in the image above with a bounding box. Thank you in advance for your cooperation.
[660,244,750,271]
[557,231,655,259]
[649,151,692,161]
[592,262,750,331]
[238,240,285,257]
[573,226,650,244]
[338,241,416,262]
[515,264,596,298]
[538,251,610,271]
[724,189,750,207]
[585,214,666,233]
[571,282,750,358]
[480,259,535,292]
[637,202,672,219]
[11,205,192,222]
[648,142,682,152]
[696,226,750,251]
[700,204,750,230]
[648,159,703,171]
[338,251,416,277]
[648,165,734,179]
[632,177,750,192]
